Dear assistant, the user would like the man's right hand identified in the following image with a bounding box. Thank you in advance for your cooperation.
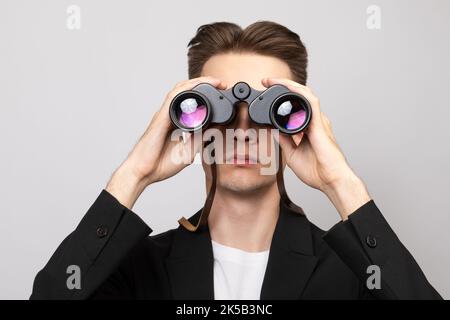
[106,77,226,209]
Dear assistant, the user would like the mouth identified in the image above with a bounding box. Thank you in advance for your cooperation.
[226,153,258,166]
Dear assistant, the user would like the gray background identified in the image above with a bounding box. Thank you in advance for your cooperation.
[0,0,449,299]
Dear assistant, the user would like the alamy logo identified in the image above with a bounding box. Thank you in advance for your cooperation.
[366,265,381,290]
[366,5,382,30]
[66,265,81,290]
[66,5,81,30]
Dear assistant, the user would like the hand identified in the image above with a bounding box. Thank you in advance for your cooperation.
[106,77,226,209]
[262,78,371,220]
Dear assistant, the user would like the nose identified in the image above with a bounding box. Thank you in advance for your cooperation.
[232,102,252,142]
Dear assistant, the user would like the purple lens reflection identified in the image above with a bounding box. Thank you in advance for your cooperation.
[177,97,207,128]
[286,109,306,130]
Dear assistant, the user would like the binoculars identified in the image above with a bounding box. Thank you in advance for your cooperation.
[169,81,312,134]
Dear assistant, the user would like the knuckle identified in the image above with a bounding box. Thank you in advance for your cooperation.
[191,76,208,83]
[311,96,320,105]
[174,80,185,88]
[165,91,176,102]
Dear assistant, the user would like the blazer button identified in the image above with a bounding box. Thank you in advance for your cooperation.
[96,226,108,238]
[366,235,377,248]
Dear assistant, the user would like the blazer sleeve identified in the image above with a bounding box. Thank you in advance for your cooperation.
[30,190,152,300]
[322,200,442,300]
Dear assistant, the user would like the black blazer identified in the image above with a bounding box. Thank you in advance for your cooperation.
[30,190,441,299]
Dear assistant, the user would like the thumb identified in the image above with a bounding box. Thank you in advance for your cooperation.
[180,131,203,164]
[273,131,296,161]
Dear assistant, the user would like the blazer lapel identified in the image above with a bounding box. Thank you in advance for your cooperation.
[166,201,318,300]
[260,201,318,299]
[165,209,215,299]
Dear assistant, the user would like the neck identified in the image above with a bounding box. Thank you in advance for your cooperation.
[207,182,280,252]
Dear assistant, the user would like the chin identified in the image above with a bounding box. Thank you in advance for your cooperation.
[216,163,276,193]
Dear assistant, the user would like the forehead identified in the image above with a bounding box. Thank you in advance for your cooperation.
[200,52,292,90]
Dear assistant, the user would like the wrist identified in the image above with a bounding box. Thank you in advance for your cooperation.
[322,171,371,221]
[106,162,149,209]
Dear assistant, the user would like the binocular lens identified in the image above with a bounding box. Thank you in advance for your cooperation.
[272,97,309,133]
[173,95,208,129]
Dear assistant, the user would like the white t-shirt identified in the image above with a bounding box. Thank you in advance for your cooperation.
[211,240,270,300]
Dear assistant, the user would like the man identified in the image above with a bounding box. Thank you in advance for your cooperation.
[30,21,441,299]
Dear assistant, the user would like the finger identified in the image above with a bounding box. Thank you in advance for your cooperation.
[261,77,312,93]
[321,112,337,142]
[273,132,297,160]
[178,76,227,90]
[180,131,203,164]
[192,76,227,90]
[321,112,330,130]
[169,76,224,103]
[291,132,304,146]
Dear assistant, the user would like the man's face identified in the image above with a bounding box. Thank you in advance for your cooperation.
[200,53,292,193]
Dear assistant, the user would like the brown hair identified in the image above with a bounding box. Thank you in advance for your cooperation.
[187,21,308,85]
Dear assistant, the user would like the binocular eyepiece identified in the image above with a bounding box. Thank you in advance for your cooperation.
[169,81,312,134]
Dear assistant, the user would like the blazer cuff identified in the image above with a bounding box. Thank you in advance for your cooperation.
[76,189,152,262]
[322,201,375,280]
[324,200,399,267]
[322,200,441,299]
